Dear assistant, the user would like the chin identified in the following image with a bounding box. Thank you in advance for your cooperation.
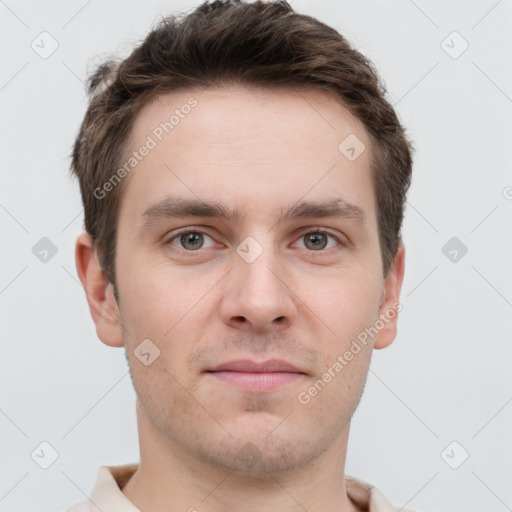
[194,425,330,476]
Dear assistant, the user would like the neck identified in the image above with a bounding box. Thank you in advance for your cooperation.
[122,406,360,512]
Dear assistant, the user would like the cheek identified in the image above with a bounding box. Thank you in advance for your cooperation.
[309,268,382,347]
[294,343,372,434]
[117,266,216,379]
[117,260,204,334]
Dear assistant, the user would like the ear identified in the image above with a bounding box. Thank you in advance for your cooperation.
[75,232,124,348]
[373,242,406,350]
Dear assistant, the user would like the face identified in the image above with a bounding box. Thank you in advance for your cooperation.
[92,85,404,475]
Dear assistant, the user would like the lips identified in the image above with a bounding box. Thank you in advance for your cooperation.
[207,359,304,374]
[206,359,306,392]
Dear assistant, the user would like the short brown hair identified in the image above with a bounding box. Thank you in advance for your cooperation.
[71,0,413,287]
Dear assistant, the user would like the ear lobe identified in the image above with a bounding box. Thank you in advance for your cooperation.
[75,232,124,348]
[373,242,406,350]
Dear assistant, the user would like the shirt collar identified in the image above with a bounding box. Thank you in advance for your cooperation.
[72,463,405,512]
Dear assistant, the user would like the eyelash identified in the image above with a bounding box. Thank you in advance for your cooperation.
[165,227,346,253]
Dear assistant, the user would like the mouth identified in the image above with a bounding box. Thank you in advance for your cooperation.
[205,359,307,392]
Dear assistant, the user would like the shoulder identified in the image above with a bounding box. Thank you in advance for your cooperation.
[346,475,415,512]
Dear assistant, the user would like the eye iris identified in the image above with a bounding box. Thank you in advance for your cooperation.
[305,232,327,250]
[177,232,331,251]
[181,232,203,250]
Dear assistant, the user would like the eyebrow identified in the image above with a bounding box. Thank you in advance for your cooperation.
[140,196,367,229]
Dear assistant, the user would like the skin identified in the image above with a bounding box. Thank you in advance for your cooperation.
[76,84,405,512]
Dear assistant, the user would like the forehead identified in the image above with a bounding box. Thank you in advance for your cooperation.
[129,84,369,154]
[120,84,376,226]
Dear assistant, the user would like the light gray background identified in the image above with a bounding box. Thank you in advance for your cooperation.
[1,1,511,511]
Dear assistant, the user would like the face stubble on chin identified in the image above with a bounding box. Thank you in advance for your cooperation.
[122,327,374,476]
[112,85,393,478]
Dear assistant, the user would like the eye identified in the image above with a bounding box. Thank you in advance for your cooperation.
[167,230,217,251]
[294,229,343,251]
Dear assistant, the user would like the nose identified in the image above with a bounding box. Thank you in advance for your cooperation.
[220,245,297,333]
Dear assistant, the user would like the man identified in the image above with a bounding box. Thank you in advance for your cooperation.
[69,0,414,510]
